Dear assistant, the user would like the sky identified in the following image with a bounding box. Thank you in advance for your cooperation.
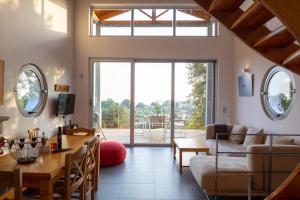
[94,9,213,36]
[97,62,206,105]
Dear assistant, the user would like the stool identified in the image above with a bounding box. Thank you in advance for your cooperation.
[100,141,126,167]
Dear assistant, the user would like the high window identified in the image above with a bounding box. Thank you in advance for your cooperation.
[91,8,218,37]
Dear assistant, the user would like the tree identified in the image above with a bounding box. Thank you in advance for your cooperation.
[186,63,207,130]
[152,101,162,116]
[121,99,130,108]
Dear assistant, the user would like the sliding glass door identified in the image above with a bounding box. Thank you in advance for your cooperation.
[135,62,172,144]
[174,62,215,138]
[92,61,131,144]
[91,60,215,146]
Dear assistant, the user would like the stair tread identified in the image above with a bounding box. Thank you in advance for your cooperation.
[209,0,244,12]
[253,26,295,48]
[231,1,274,30]
[283,49,300,65]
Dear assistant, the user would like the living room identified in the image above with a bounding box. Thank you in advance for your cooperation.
[0,0,300,200]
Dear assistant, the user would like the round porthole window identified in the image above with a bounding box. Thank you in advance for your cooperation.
[14,64,48,118]
[261,66,296,120]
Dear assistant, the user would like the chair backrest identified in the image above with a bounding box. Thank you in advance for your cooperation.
[66,128,95,136]
[64,145,87,199]
[85,137,99,173]
[0,168,22,200]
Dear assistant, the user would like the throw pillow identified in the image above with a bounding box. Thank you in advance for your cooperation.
[265,136,294,145]
[242,128,264,149]
[229,124,247,144]
[215,124,229,140]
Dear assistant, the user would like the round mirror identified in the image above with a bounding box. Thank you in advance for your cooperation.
[14,64,48,118]
[261,66,296,120]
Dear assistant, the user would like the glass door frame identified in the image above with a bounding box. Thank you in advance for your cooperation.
[89,58,216,147]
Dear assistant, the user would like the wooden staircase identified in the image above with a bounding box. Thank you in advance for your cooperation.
[194,0,300,75]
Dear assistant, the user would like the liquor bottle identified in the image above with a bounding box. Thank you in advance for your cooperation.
[57,127,62,151]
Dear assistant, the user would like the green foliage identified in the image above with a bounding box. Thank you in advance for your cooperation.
[185,63,206,130]
[279,93,292,112]
[152,101,162,116]
[101,99,130,128]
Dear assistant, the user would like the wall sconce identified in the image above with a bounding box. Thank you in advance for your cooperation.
[243,67,250,73]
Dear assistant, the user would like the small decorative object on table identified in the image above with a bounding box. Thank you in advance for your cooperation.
[4,130,48,164]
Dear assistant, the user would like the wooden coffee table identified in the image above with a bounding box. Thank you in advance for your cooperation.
[173,138,209,174]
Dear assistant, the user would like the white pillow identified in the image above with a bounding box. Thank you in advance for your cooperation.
[242,128,264,148]
[229,124,247,144]
[265,136,294,145]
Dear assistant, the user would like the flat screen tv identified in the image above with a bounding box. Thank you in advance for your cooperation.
[57,93,76,116]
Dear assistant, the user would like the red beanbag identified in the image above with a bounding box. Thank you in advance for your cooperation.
[100,141,126,167]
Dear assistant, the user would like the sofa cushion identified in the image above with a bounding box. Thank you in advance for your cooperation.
[229,124,247,144]
[190,155,248,195]
[265,136,294,145]
[247,145,300,190]
[206,139,245,157]
[242,128,264,149]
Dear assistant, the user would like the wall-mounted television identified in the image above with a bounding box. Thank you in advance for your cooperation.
[57,93,76,116]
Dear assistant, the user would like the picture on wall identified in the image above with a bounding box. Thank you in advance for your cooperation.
[238,73,253,97]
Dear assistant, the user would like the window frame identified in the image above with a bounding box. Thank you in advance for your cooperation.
[260,66,296,120]
[90,6,218,37]
[14,64,48,118]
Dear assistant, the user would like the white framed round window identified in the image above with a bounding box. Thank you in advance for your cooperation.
[261,66,296,120]
[14,64,48,118]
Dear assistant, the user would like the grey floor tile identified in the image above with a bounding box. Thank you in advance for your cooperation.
[96,183,122,199]
[123,173,155,184]
[155,184,191,200]
[119,184,155,199]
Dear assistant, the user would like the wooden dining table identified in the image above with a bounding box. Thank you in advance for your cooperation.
[0,135,95,200]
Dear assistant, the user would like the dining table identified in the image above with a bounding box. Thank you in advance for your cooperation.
[0,134,96,200]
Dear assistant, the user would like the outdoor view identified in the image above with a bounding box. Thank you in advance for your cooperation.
[93,62,211,145]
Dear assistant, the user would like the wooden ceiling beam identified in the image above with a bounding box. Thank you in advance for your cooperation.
[177,9,211,22]
[94,10,129,22]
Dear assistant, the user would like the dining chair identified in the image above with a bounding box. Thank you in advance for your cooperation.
[0,168,22,200]
[35,145,88,200]
[84,137,100,200]
[66,127,96,136]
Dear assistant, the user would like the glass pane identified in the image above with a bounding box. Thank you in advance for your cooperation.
[175,63,208,138]
[176,9,216,36]
[267,71,292,114]
[92,62,131,144]
[16,70,42,112]
[92,9,131,36]
[134,9,173,36]
[135,63,171,144]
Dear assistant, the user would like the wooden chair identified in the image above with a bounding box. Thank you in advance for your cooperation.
[40,145,88,200]
[66,128,95,136]
[0,168,22,200]
[84,137,100,200]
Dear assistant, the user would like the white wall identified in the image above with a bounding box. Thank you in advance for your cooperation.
[233,37,300,135]
[0,0,74,137]
[73,0,235,128]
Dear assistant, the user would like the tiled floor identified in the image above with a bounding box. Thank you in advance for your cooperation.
[96,147,207,200]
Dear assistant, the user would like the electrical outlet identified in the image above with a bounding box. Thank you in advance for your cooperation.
[223,106,228,114]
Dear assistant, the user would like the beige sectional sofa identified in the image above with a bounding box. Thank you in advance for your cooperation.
[190,124,300,196]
